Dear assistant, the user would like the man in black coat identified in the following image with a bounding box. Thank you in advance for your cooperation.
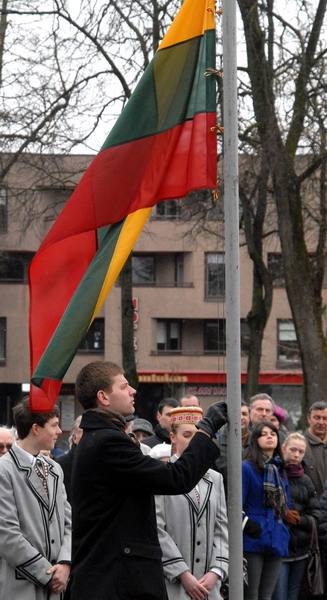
[66,361,227,600]
[142,397,179,448]
[56,415,83,503]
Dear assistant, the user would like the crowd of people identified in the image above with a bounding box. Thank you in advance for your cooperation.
[0,363,327,600]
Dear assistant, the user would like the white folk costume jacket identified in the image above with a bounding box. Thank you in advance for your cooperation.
[155,464,229,600]
[0,445,71,600]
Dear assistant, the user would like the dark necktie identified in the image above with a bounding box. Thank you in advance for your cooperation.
[194,485,200,506]
[34,457,49,497]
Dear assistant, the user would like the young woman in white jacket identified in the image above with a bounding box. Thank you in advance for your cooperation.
[155,406,229,600]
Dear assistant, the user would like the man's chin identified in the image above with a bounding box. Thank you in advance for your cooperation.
[122,407,135,417]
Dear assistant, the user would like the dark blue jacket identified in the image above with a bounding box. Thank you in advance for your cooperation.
[242,460,290,556]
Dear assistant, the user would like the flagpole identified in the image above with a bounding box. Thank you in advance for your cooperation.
[222,0,243,598]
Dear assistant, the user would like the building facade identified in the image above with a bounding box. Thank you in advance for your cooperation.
[0,154,321,437]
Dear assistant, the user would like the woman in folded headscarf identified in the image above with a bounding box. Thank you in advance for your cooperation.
[242,421,291,600]
[155,406,229,600]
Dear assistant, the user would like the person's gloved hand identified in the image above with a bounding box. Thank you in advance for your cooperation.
[196,402,228,437]
[244,518,262,538]
[283,509,300,525]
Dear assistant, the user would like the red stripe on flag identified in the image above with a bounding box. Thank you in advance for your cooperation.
[30,382,62,412]
[29,230,97,376]
[29,112,217,411]
[40,113,217,251]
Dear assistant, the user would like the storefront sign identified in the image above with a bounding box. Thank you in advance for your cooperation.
[133,297,138,353]
[186,385,226,398]
[139,373,188,383]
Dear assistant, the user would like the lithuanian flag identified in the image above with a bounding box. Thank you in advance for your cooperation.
[29,0,217,410]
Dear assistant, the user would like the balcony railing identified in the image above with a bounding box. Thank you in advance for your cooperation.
[133,281,193,288]
[151,349,226,356]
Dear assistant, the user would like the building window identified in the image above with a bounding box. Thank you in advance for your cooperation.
[0,251,34,282]
[0,318,6,362]
[267,253,285,287]
[204,320,226,355]
[78,318,104,353]
[241,319,251,354]
[174,253,184,286]
[153,200,181,219]
[132,255,155,285]
[0,188,7,233]
[204,319,249,355]
[157,320,181,352]
[277,319,300,365]
[205,253,225,299]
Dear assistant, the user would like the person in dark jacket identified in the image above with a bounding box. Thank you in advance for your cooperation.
[318,479,327,600]
[319,481,327,549]
[66,361,228,600]
[215,394,274,486]
[143,397,179,448]
[303,401,327,498]
[273,432,320,600]
[56,415,83,503]
[214,401,250,490]
[132,417,154,443]
[242,421,291,600]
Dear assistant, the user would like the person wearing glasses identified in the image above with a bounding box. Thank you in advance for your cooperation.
[0,426,14,457]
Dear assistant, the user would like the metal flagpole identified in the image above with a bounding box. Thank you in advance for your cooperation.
[222,0,243,598]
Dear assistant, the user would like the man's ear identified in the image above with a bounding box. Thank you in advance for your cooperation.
[96,390,110,408]
[31,423,40,436]
[156,411,161,423]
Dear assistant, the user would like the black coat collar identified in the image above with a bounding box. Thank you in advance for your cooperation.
[80,409,125,432]
[153,424,170,443]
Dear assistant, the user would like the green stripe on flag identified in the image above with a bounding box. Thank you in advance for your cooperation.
[31,220,124,384]
[102,30,215,150]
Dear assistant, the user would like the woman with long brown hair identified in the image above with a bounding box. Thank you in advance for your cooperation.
[242,421,290,600]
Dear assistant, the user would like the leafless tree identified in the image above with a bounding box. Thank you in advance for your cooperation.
[238,0,327,408]
[0,0,180,389]
[2,0,325,409]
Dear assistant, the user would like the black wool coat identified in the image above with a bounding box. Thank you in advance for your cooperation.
[56,445,77,504]
[142,424,171,448]
[287,472,320,557]
[67,410,219,600]
[319,481,327,552]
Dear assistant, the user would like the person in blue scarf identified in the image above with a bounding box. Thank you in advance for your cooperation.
[242,421,291,600]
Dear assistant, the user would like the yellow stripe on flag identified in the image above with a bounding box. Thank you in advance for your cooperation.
[159,0,215,50]
[90,207,152,322]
